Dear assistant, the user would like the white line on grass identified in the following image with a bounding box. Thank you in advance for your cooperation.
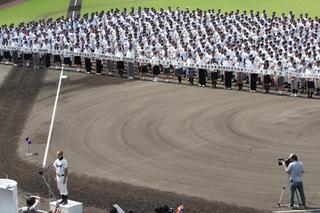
[72,0,78,19]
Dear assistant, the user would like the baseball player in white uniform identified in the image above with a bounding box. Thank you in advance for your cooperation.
[53,150,68,205]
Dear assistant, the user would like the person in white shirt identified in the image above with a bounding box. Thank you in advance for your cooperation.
[106,47,114,76]
[139,51,148,80]
[62,45,71,68]
[43,40,52,68]
[94,43,103,75]
[247,57,258,92]
[162,52,171,82]
[115,48,125,78]
[73,43,82,72]
[152,51,160,82]
[223,55,233,89]
[186,55,195,85]
[314,61,320,96]
[305,63,315,98]
[198,53,207,87]
[175,54,184,84]
[235,57,245,91]
[83,45,92,73]
[32,39,41,69]
[126,46,135,79]
[53,150,69,205]
[275,61,285,95]
[262,60,272,94]
[53,43,61,70]
[289,62,299,97]
[11,37,19,66]
[22,41,32,67]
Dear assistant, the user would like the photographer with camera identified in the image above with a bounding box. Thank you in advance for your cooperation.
[281,153,306,209]
[21,195,40,213]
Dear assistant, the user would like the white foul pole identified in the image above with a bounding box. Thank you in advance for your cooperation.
[42,67,65,168]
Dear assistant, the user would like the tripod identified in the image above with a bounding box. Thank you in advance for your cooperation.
[39,169,64,212]
[278,177,301,208]
[39,170,57,201]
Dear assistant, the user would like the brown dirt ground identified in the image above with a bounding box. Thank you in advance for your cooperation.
[1,64,320,212]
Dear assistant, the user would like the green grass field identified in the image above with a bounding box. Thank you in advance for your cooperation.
[0,0,69,26]
[82,0,320,17]
[1,0,320,26]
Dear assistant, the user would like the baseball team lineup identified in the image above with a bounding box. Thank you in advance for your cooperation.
[1,0,320,213]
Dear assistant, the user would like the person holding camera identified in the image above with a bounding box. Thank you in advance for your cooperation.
[21,195,40,213]
[283,153,306,209]
[53,150,69,205]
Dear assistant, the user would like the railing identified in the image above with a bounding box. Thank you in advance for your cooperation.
[1,45,319,79]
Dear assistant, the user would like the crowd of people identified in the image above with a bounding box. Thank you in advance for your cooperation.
[1,7,320,97]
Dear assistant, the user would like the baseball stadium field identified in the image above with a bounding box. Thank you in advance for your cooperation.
[1,1,320,213]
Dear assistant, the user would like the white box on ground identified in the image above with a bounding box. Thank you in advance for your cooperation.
[0,179,18,213]
[50,200,83,213]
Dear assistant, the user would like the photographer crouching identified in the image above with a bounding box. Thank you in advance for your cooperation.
[279,153,306,209]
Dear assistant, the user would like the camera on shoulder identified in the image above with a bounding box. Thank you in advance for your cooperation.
[277,158,292,167]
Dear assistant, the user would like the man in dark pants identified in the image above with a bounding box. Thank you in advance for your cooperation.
[223,56,233,89]
[116,48,125,78]
[95,43,103,75]
[250,73,258,92]
[198,53,207,87]
[11,37,19,66]
[83,45,92,74]
[263,74,271,94]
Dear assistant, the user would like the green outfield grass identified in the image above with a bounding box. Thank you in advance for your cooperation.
[82,0,320,17]
[0,0,319,26]
[0,0,69,26]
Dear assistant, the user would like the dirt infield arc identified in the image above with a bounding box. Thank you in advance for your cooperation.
[17,69,320,212]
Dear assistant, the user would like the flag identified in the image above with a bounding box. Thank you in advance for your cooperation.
[25,137,32,144]
[176,204,184,213]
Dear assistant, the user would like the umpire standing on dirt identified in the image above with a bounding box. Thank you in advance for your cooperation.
[283,153,306,209]
[53,150,69,205]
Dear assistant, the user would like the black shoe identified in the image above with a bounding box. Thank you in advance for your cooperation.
[62,195,68,205]
[59,195,64,204]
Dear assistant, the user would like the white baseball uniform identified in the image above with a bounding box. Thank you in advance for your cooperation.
[54,158,68,195]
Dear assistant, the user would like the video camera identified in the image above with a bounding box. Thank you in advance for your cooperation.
[277,158,292,167]
[154,205,174,213]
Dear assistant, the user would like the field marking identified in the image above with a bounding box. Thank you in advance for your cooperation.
[42,67,65,168]
[272,209,320,213]
[72,0,78,18]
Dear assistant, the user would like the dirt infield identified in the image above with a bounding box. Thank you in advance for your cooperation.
[2,64,320,212]
[0,0,25,10]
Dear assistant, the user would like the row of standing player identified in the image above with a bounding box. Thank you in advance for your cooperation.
[1,49,319,98]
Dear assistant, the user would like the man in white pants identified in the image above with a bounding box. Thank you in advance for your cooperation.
[53,150,68,205]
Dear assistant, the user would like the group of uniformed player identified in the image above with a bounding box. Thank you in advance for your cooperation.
[1,7,320,97]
